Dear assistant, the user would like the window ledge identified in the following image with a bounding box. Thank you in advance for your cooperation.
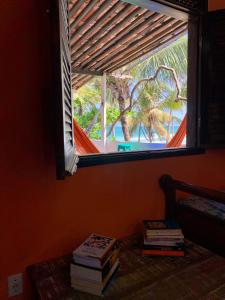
[78,147,205,168]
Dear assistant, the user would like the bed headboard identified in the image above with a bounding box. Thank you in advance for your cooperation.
[159,175,225,219]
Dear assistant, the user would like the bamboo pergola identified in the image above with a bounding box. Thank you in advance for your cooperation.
[69,0,188,90]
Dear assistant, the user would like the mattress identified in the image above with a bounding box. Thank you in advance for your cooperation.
[179,195,225,221]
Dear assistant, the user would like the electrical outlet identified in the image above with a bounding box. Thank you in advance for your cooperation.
[8,273,23,297]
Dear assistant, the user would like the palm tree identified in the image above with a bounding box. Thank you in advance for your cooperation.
[73,36,188,143]
[128,82,181,142]
[107,35,188,141]
[107,76,131,141]
[159,88,185,142]
[73,77,101,116]
[132,35,187,85]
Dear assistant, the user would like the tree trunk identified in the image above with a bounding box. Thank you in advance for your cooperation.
[138,123,141,143]
[118,95,130,141]
[86,108,101,134]
[166,110,172,143]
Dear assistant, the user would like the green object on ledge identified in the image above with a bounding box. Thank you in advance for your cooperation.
[118,144,131,152]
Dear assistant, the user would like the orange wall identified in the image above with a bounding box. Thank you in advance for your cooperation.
[208,0,225,11]
[1,0,225,299]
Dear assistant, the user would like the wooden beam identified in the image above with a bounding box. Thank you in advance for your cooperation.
[85,18,181,72]
[72,75,93,89]
[69,0,83,19]
[120,0,188,21]
[119,29,187,73]
[70,0,117,44]
[70,0,99,31]
[71,4,143,60]
[71,22,187,88]
[106,24,187,72]
[72,12,163,68]
[72,67,103,76]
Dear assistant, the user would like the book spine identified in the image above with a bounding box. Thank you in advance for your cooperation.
[71,249,119,282]
[144,242,183,247]
[102,249,119,280]
[101,240,119,266]
[143,244,184,251]
[144,237,184,242]
[142,249,185,256]
[146,230,183,236]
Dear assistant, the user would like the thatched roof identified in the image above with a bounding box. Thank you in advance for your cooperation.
[69,0,187,89]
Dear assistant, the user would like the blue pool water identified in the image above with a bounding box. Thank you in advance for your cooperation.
[107,125,180,143]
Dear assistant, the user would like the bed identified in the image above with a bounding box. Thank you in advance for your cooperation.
[160,174,225,257]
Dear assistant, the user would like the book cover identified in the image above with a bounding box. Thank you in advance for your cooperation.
[73,233,117,268]
[144,220,183,236]
[144,219,180,230]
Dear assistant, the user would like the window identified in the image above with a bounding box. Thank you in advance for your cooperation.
[53,0,225,178]
[73,35,188,154]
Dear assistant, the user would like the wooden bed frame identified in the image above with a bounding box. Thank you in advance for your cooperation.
[160,175,225,256]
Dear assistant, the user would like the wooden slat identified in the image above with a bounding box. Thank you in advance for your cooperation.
[70,0,100,31]
[72,75,93,89]
[69,0,188,89]
[106,23,187,72]
[88,19,182,71]
[65,113,72,124]
[64,104,72,117]
[70,0,119,45]
[69,0,83,18]
[73,12,163,68]
[63,79,72,103]
[72,68,103,76]
[71,3,142,56]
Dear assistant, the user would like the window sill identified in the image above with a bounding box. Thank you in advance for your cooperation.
[78,147,205,168]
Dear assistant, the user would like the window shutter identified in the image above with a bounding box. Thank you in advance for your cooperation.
[54,0,79,179]
[201,10,225,148]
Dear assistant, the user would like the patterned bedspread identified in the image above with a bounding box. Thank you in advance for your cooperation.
[180,195,225,221]
[28,235,225,300]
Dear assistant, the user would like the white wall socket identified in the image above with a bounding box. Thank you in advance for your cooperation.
[8,273,23,297]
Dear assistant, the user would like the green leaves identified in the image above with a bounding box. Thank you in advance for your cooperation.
[73,35,187,143]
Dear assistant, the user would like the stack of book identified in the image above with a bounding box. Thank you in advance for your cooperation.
[142,220,185,257]
[71,233,119,296]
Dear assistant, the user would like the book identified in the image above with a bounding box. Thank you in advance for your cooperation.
[70,248,119,283]
[143,244,184,251]
[144,236,184,243]
[142,219,185,257]
[142,249,184,257]
[144,220,183,236]
[73,233,118,268]
[71,259,119,296]
[144,230,184,240]
[144,239,184,247]
[146,231,183,237]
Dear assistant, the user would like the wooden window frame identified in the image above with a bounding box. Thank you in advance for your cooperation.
[76,0,207,168]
